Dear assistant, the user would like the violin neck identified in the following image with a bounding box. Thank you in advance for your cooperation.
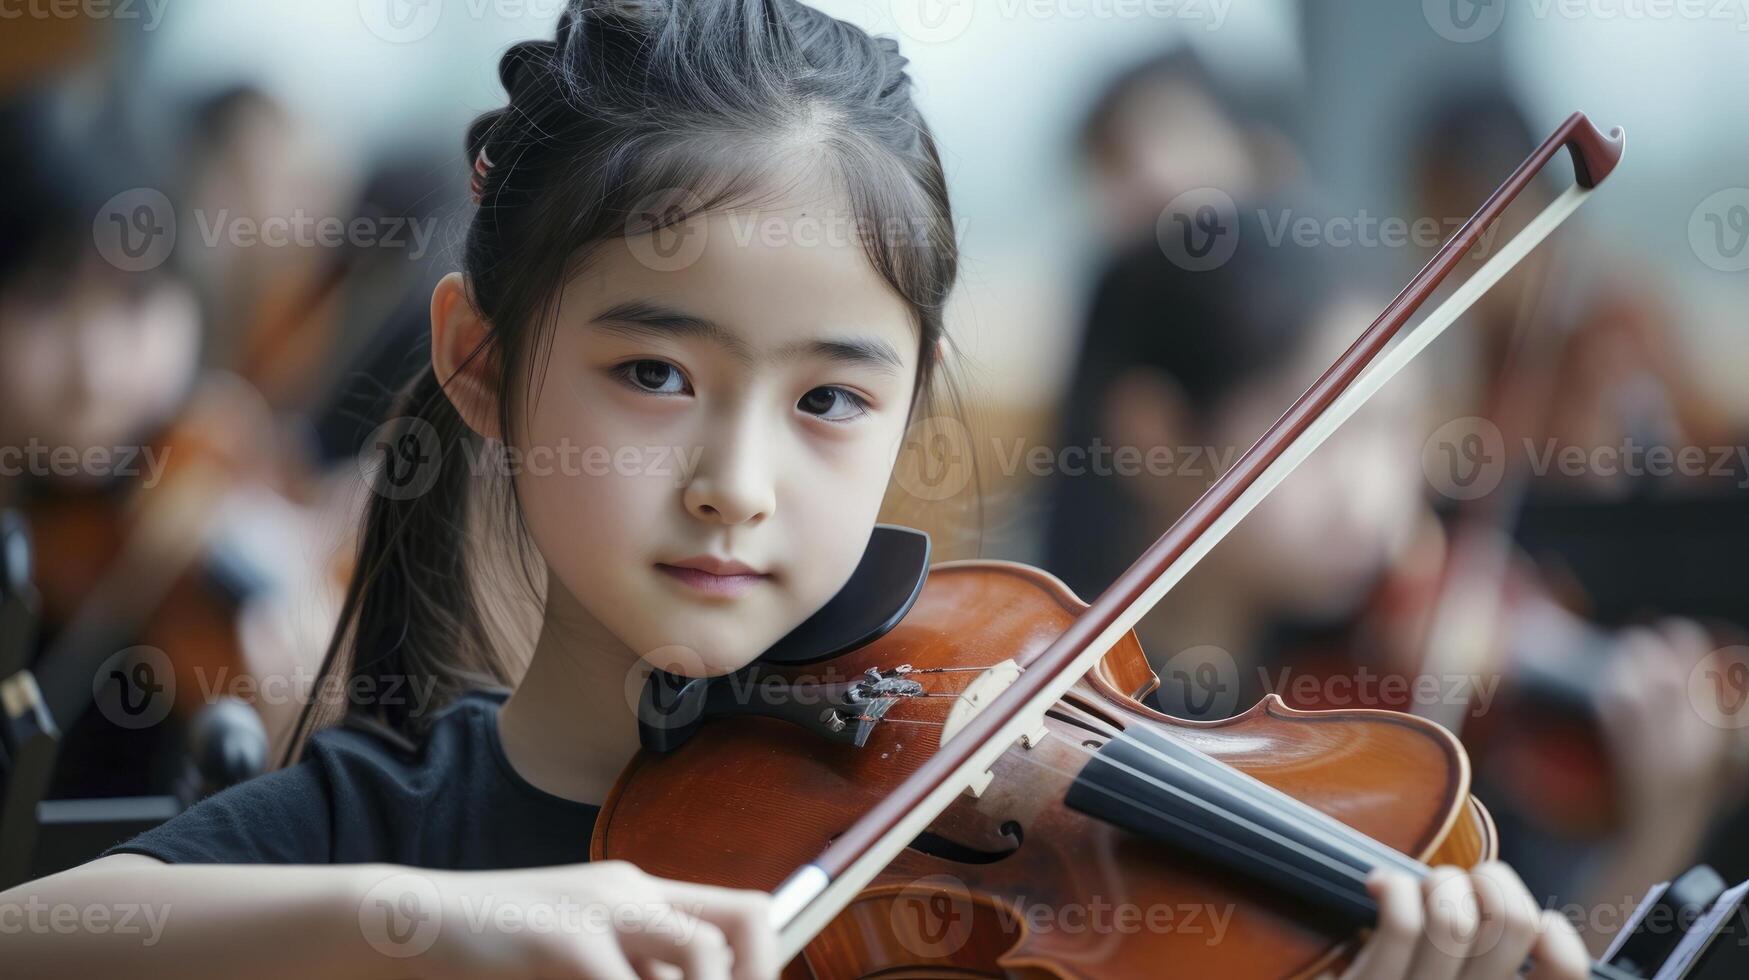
[1064,724,1417,926]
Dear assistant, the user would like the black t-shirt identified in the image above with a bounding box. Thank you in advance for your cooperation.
[101,689,600,869]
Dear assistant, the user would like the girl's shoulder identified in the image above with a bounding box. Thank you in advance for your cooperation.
[97,687,522,867]
[318,687,512,763]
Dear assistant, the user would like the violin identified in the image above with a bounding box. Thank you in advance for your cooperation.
[591,114,1745,977]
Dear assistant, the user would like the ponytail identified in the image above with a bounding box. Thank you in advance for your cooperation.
[280,362,512,766]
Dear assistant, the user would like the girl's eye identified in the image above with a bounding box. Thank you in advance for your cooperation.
[614,359,690,396]
[798,386,869,423]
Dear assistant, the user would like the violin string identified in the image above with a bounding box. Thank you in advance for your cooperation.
[890,675,1425,877]
[885,716,1392,907]
[873,682,1430,887]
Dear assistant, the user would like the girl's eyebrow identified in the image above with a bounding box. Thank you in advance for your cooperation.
[591,299,904,376]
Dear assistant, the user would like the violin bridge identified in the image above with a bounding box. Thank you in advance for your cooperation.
[938,658,1047,799]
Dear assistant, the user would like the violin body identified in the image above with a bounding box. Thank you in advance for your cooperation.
[594,561,1495,979]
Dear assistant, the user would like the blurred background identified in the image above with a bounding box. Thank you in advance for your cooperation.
[2,0,1746,956]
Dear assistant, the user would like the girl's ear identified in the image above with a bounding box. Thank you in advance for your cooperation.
[430,271,502,440]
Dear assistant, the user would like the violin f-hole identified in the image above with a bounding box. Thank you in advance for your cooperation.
[903,821,1024,866]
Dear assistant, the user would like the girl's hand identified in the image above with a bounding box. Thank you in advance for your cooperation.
[1336,863,1587,980]
[411,859,779,980]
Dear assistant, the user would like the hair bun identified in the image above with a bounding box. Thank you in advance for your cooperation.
[499,39,560,106]
[576,0,670,26]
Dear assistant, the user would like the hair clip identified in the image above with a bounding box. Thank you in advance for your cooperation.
[469,146,495,205]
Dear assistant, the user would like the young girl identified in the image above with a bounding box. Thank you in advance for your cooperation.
[4,2,1591,977]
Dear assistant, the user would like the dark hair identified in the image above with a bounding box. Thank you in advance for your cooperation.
[1040,207,1354,601]
[0,84,168,294]
[1075,45,1290,173]
[1407,87,1547,212]
[283,0,967,764]
[1077,47,1223,165]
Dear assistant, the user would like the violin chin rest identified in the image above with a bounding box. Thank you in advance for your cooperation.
[753,523,931,666]
[635,524,930,754]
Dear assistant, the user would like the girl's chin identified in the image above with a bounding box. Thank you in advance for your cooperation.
[626,621,772,677]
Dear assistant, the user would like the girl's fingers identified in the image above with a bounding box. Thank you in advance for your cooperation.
[1406,866,1480,980]
[652,880,779,980]
[1525,909,1590,980]
[1455,862,1546,980]
[1342,870,1423,980]
[560,944,640,980]
[615,908,732,980]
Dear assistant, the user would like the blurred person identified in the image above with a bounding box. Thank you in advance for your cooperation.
[1039,213,1749,953]
[0,80,328,814]
[1076,46,1302,251]
[1042,210,1430,702]
[0,79,207,803]
[177,83,360,414]
[0,88,201,495]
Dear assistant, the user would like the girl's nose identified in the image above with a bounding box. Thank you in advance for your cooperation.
[682,421,776,526]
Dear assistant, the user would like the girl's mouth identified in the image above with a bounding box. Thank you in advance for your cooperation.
[654,563,772,598]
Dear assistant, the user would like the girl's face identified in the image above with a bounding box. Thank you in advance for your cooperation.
[512,193,920,677]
